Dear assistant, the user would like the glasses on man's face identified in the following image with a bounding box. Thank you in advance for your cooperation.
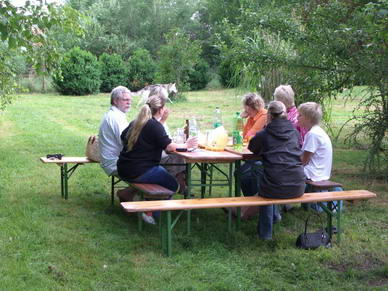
[119,98,131,102]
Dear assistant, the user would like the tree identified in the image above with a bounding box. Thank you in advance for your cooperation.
[0,1,83,109]
[218,0,388,175]
[99,53,127,93]
[127,48,156,91]
[53,47,101,95]
[156,29,202,91]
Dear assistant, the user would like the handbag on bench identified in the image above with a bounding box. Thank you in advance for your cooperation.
[85,135,101,162]
[296,213,331,250]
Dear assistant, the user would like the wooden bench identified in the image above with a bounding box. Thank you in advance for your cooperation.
[121,190,377,256]
[40,156,128,203]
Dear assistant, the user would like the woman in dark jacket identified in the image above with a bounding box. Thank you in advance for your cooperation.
[248,101,305,240]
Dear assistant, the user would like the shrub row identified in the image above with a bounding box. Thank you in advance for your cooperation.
[53,47,211,95]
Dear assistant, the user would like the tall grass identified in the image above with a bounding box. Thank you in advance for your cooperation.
[0,90,387,289]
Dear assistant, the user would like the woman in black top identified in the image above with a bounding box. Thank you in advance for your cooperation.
[118,94,197,192]
[248,101,305,240]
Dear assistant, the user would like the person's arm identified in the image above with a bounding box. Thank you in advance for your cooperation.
[165,137,198,152]
[301,151,314,165]
[247,132,263,155]
[246,113,267,139]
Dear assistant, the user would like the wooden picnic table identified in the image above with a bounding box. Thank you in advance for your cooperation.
[173,148,243,231]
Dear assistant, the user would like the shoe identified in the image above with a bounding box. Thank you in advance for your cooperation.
[273,213,282,224]
[142,213,156,225]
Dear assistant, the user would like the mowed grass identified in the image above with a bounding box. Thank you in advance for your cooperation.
[0,90,387,290]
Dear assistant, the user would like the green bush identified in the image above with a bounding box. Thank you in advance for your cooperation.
[188,59,210,90]
[127,48,156,91]
[53,47,101,95]
[99,53,127,93]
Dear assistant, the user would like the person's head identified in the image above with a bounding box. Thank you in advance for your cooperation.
[242,93,265,117]
[274,85,295,109]
[267,101,287,123]
[126,94,167,151]
[297,102,322,129]
[110,86,132,113]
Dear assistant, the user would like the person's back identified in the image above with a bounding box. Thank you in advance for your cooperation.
[247,101,305,240]
[249,118,305,198]
[98,86,132,176]
[303,125,332,181]
[298,102,332,182]
[99,106,129,175]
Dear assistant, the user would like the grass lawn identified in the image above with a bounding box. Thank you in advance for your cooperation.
[0,89,387,290]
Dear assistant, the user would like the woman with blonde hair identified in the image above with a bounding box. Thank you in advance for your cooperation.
[274,84,307,143]
[241,93,267,140]
[117,94,197,202]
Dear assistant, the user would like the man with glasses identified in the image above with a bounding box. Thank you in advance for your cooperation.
[99,86,132,181]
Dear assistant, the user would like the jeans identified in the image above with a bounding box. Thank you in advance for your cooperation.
[239,161,263,196]
[257,204,281,240]
[133,165,179,192]
[303,185,344,212]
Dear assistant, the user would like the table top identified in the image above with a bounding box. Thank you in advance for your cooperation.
[173,148,242,163]
[40,156,98,164]
[224,146,261,160]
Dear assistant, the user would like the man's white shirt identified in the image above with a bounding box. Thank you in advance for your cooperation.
[302,125,332,181]
[98,106,129,175]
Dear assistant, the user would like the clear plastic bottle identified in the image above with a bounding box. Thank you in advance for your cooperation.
[189,117,198,137]
[213,107,222,128]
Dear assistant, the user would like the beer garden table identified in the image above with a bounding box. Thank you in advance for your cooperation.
[173,148,245,231]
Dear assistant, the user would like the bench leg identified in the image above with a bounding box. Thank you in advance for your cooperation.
[137,212,143,231]
[318,201,342,244]
[336,201,342,243]
[111,176,115,205]
[60,165,65,199]
[161,211,172,256]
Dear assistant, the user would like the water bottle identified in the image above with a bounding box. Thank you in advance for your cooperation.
[232,112,243,150]
[232,130,243,150]
[189,117,198,137]
[213,107,222,128]
[235,112,244,133]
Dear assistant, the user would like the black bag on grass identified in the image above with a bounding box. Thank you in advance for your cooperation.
[296,214,331,249]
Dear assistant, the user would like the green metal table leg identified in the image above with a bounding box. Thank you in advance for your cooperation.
[200,163,206,198]
[208,164,213,196]
[234,160,242,230]
[186,163,192,235]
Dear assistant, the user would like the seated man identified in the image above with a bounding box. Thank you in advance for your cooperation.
[248,101,305,240]
[297,102,342,211]
[98,86,136,202]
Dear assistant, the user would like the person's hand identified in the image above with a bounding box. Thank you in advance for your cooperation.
[160,107,170,124]
[185,136,198,149]
[240,111,248,118]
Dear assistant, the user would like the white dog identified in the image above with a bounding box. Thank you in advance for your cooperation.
[135,83,178,106]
